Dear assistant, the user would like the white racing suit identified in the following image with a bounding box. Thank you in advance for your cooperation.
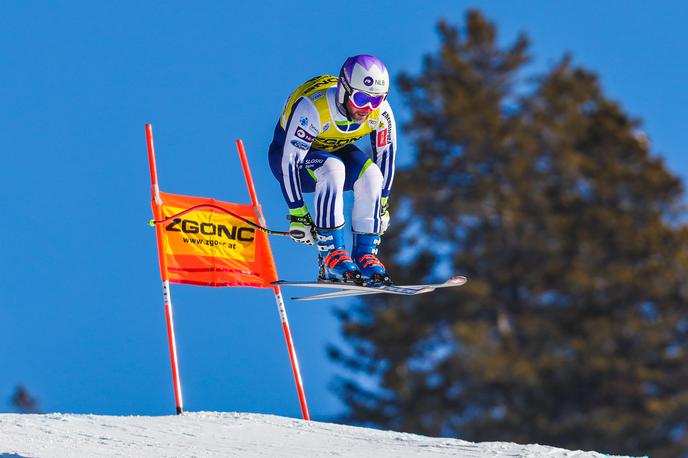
[268,75,396,233]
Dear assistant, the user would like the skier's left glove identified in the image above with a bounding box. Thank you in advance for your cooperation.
[380,196,390,234]
[287,205,316,245]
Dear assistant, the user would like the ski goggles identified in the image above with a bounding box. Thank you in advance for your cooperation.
[349,90,386,110]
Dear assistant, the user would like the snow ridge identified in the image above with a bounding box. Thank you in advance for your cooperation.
[0,412,634,458]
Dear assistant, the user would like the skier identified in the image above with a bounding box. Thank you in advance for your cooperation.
[268,54,396,285]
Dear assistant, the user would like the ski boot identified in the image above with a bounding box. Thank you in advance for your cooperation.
[352,233,392,285]
[316,227,362,284]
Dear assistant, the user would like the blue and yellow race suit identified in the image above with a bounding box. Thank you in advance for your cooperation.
[268,75,396,233]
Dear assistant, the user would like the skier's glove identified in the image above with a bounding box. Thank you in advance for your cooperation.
[287,205,316,245]
[380,196,390,234]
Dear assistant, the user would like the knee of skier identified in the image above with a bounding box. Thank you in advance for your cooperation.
[317,158,346,188]
[355,162,383,195]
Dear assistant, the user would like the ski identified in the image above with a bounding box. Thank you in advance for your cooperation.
[291,285,432,301]
[273,280,431,295]
[273,276,467,301]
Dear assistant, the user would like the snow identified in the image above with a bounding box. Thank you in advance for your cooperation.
[0,411,633,458]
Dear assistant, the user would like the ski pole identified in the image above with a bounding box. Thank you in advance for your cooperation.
[148,203,290,237]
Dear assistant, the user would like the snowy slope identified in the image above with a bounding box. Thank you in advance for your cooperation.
[0,411,633,458]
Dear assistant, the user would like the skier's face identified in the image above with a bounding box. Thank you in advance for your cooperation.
[346,102,373,122]
[346,89,386,122]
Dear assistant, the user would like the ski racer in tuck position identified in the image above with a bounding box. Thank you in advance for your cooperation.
[268,54,396,285]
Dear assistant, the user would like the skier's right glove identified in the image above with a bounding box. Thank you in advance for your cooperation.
[287,205,316,245]
[380,196,390,234]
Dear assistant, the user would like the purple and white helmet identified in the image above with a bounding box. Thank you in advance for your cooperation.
[336,54,390,108]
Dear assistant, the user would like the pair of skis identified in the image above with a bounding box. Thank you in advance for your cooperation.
[273,276,467,301]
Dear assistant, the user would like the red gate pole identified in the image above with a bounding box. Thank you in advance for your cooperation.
[235,139,311,421]
[146,124,184,415]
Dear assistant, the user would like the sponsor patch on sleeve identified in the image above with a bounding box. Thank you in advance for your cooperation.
[290,139,310,150]
[295,126,316,142]
[377,129,389,148]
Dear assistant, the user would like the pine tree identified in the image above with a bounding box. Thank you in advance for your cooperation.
[330,10,688,457]
[10,385,41,414]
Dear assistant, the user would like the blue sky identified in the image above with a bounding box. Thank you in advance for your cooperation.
[1,1,686,420]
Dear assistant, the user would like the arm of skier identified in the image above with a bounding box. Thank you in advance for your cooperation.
[370,100,397,233]
[278,96,321,243]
